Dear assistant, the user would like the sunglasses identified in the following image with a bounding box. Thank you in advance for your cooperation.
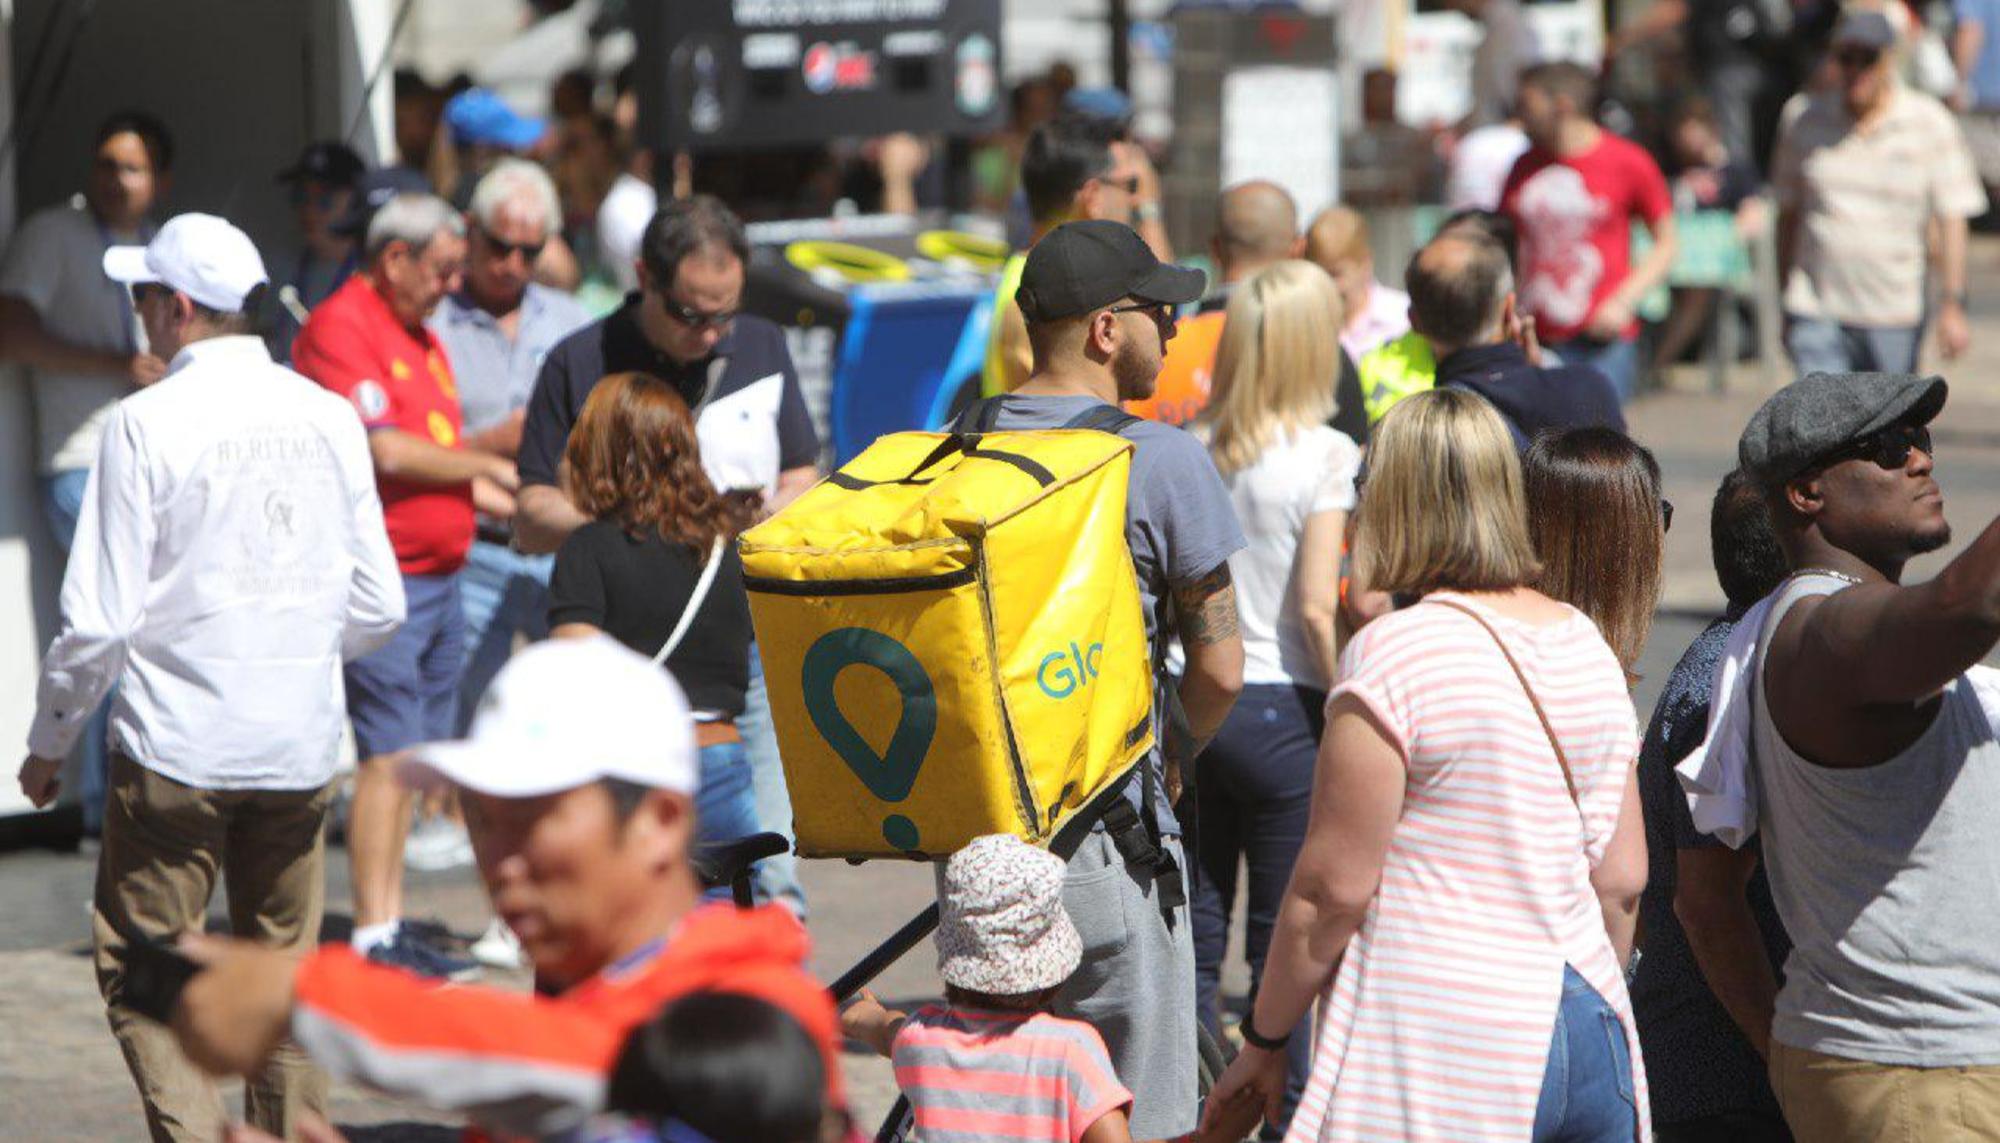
[1661,498,1675,534]
[1806,422,1933,474]
[1106,299,1173,327]
[477,224,547,265]
[290,185,348,211]
[659,294,739,331]
[129,282,173,306]
[1093,173,1142,196]
[1835,48,1883,71]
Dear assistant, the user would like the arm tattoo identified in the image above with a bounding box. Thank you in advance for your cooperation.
[1173,562,1241,647]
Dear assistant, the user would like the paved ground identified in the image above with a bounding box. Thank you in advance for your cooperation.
[9,237,2000,1139]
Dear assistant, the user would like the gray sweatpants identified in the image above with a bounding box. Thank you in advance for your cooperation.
[1054,830,1199,1137]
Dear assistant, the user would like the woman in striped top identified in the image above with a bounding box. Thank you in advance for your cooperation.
[1205,388,1650,1142]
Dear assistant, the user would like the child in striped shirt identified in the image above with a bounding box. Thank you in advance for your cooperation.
[841,835,1256,1143]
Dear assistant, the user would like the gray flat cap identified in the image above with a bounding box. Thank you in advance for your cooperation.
[1831,9,1897,50]
[1739,372,1947,484]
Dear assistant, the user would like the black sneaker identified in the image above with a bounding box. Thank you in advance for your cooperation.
[366,928,481,981]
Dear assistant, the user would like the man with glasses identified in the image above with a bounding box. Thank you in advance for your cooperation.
[17,213,403,1141]
[429,161,589,725]
[514,192,820,917]
[982,112,1165,396]
[1720,371,2000,1140]
[294,192,518,979]
[1773,10,1987,376]
[962,218,1245,1139]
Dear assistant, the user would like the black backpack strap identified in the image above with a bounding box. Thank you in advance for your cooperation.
[953,396,1006,435]
[1060,402,1142,436]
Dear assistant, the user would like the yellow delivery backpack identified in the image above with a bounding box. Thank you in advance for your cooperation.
[739,402,1154,860]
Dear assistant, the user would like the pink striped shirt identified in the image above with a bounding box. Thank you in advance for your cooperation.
[893,1005,1133,1143]
[1287,594,1650,1142]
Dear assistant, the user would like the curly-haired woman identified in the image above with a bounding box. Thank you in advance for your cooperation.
[548,372,761,860]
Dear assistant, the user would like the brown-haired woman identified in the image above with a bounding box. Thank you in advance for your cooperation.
[1523,426,1668,680]
[548,372,761,868]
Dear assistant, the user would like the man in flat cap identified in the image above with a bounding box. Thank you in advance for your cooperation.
[1722,371,2000,1140]
[1772,9,1987,376]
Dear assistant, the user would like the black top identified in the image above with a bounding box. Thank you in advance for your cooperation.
[548,521,754,718]
[1437,342,1625,451]
[1628,615,1792,1127]
[518,298,821,489]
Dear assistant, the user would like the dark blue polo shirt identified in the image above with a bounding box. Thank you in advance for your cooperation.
[518,295,820,489]
[1436,341,1624,450]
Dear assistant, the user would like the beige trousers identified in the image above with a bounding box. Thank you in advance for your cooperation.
[1771,1039,2000,1143]
[93,753,333,1142]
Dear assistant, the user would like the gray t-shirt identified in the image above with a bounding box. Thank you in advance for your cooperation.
[0,204,149,474]
[1753,574,2000,1065]
[980,393,1247,833]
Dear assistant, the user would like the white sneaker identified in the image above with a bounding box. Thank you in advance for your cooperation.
[469,918,524,969]
[405,816,475,872]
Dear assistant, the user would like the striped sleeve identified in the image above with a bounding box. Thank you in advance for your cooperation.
[1329,617,1417,758]
[290,946,613,1139]
[1058,1019,1133,1141]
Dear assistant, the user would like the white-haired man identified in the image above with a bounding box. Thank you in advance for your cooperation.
[293,193,516,979]
[430,161,590,736]
[18,213,405,1141]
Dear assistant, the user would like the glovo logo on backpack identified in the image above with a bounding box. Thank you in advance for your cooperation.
[740,424,1154,860]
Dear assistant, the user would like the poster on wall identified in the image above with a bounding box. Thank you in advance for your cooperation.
[1221,66,1340,225]
[637,0,1004,151]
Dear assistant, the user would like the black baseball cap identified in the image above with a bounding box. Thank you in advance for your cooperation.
[331,166,434,238]
[277,141,366,188]
[1017,219,1206,323]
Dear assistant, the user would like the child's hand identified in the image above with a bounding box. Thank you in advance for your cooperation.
[1192,1091,1266,1143]
[840,989,906,1057]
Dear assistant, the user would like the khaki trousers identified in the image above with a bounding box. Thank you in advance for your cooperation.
[1771,1039,2000,1143]
[93,753,333,1142]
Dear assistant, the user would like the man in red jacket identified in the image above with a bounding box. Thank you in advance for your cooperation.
[167,636,839,1141]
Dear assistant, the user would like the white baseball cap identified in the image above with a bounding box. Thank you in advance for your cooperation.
[102,212,269,313]
[402,636,698,799]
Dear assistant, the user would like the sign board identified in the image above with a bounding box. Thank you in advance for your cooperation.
[635,0,1004,151]
[1220,66,1341,226]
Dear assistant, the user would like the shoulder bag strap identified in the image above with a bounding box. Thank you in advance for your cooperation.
[1430,597,1581,810]
[654,536,729,667]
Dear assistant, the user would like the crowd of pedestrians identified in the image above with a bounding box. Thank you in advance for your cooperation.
[10,11,2000,1142]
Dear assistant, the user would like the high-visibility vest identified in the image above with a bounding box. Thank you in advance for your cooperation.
[1124,310,1227,426]
[1356,330,1436,423]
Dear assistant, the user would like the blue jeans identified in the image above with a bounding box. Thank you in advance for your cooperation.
[42,468,111,834]
[741,645,808,918]
[1191,683,1321,1137]
[696,740,762,902]
[1548,336,1641,404]
[454,539,552,734]
[1784,314,1923,379]
[1533,965,1640,1142]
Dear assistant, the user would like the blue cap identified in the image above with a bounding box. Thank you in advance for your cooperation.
[444,87,547,150]
[1063,86,1133,126]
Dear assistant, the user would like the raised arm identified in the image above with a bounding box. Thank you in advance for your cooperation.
[1779,514,2000,709]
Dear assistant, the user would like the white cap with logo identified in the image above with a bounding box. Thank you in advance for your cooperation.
[102,212,269,313]
[403,635,699,798]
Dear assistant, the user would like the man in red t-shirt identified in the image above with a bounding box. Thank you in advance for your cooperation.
[292,190,517,980]
[1501,61,1677,403]
[167,638,841,1142]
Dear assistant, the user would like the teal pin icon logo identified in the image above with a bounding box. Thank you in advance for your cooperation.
[800,628,937,851]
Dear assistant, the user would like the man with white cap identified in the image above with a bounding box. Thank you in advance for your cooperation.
[163,636,840,1141]
[16,213,405,1142]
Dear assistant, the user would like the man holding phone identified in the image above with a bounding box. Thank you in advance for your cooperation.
[17,213,404,1141]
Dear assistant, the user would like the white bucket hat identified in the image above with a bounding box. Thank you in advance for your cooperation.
[936,834,1083,996]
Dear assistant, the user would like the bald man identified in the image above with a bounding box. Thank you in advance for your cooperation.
[1410,232,1621,449]
[1197,180,1303,313]
[1305,206,1411,362]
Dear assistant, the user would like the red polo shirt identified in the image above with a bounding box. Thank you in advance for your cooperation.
[294,275,472,575]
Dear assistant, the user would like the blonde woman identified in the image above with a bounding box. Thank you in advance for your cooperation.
[1205,388,1649,1142]
[1186,259,1360,1133]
